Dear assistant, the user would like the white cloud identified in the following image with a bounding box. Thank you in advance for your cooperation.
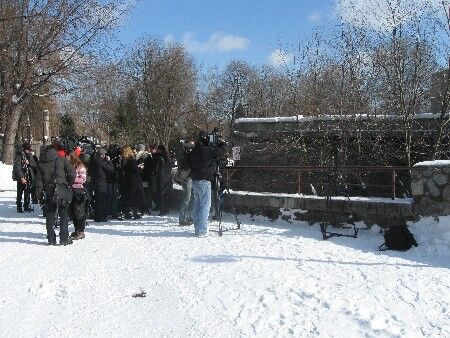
[182,32,249,53]
[337,0,446,31]
[307,10,322,23]
[269,49,294,67]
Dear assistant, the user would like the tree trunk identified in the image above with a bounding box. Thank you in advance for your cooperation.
[1,105,22,164]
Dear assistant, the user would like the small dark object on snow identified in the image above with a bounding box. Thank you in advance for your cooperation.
[379,225,418,251]
[132,290,146,298]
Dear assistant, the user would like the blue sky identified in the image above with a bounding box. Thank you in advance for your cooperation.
[117,0,337,69]
[116,0,448,69]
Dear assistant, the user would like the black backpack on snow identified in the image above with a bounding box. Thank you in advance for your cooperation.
[379,225,418,251]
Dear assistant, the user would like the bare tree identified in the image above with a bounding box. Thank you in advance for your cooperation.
[128,39,197,148]
[0,0,129,163]
[431,1,450,159]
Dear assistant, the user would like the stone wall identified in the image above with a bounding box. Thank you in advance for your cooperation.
[232,114,450,198]
[411,161,450,216]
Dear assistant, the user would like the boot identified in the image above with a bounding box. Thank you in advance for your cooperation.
[17,205,23,213]
[72,232,85,240]
[60,238,73,246]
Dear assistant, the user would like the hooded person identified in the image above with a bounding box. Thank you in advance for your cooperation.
[153,144,173,216]
[35,145,76,245]
[89,147,114,222]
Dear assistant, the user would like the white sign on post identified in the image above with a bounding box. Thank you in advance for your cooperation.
[232,146,241,161]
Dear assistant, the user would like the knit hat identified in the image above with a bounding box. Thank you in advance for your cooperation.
[97,148,107,156]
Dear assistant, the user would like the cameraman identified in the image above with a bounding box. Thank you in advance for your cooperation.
[187,130,226,237]
[12,142,36,213]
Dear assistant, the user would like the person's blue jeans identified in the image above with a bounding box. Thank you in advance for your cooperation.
[179,178,192,224]
[192,180,211,235]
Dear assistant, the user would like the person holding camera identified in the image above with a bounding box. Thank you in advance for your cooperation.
[12,142,37,213]
[187,130,226,237]
[35,145,76,246]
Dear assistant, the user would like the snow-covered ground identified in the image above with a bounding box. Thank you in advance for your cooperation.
[0,162,449,337]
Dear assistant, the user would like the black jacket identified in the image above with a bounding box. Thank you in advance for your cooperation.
[89,155,114,188]
[35,146,76,199]
[142,154,155,183]
[13,151,37,181]
[154,153,173,193]
[188,143,226,181]
[120,157,146,210]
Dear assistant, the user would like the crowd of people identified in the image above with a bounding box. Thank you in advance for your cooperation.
[12,130,227,245]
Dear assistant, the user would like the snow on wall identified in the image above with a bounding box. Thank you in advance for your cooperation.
[235,113,441,124]
[230,189,413,205]
[414,160,450,167]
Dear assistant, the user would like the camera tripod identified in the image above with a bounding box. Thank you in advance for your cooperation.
[320,141,358,240]
[320,179,358,240]
[211,167,241,237]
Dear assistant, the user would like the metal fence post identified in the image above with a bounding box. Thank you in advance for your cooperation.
[391,170,396,200]
[297,171,302,194]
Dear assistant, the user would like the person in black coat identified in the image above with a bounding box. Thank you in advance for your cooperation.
[12,142,37,212]
[154,145,173,216]
[35,145,76,245]
[89,148,114,222]
[120,146,146,219]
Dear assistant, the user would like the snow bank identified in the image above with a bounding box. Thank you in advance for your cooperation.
[0,162,16,191]
[408,216,450,254]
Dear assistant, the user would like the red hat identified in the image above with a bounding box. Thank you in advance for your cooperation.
[74,146,81,157]
[57,149,66,158]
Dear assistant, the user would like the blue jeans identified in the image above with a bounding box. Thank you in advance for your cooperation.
[179,178,192,224]
[192,180,211,235]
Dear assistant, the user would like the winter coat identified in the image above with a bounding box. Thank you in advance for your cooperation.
[142,154,155,183]
[154,153,173,195]
[72,164,87,189]
[12,151,36,181]
[35,145,76,200]
[70,164,87,221]
[89,155,114,189]
[120,157,146,210]
[188,143,226,181]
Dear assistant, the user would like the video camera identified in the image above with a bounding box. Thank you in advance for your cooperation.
[207,127,227,147]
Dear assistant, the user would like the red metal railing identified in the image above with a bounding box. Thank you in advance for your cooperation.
[223,166,418,200]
